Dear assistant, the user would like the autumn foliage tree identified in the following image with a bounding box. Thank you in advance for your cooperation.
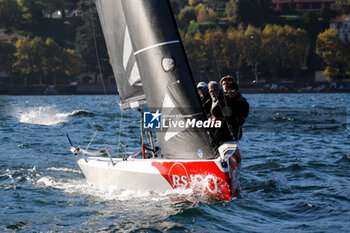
[203,29,226,77]
[243,25,263,83]
[183,24,310,82]
[178,6,197,30]
[0,0,22,32]
[335,0,350,14]
[13,37,44,85]
[17,0,43,24]
[0,40,16,74]
[225,0,237,23]
[224,26,245,82]
[262,24,309,80]
[13,37,82,85]
[188,0,201,7]
[184,31,207,78]
[42,38,81,84]
[197,6,217,23]
[317,28,350,81]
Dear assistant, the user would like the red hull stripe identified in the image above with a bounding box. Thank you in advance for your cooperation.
[152,160,232,201]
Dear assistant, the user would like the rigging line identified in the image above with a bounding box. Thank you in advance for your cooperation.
[211,40,222,79]
[197,51,212,83]
[187,36,216,84]
[84,1,118,150]
[182,38,221,151]
[210,39,238,140]
[86,129,98,151]
[193,37,235,140]
[116,110,124,158]
[89,0,107,95]
[124,111,130,158]
[201,66,234,138]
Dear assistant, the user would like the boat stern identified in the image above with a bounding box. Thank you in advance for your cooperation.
[151,142,241,201]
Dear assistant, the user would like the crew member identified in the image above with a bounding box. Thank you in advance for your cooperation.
[208,81,233,145]
[224,82,249,141]
[220,75,236,93]
[197,82,211,116]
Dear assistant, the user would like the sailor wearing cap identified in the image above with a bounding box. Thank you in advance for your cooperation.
[197,82,211,116]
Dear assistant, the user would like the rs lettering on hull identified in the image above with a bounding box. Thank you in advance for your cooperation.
[170,174,218,194]
[151,160,235,201]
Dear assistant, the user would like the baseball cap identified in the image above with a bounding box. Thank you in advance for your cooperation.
[197,82,208,90]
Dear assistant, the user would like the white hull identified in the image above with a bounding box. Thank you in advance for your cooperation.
[78,157,173,192]
[76,142,241,201]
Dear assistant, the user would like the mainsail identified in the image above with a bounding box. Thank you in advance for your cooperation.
[95,0,146,110]
[96,0,217,159]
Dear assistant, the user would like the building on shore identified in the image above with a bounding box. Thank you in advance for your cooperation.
[0,29,26,42]
[330,14,350,42]
[272,0,346,12]
[201,0,228,11]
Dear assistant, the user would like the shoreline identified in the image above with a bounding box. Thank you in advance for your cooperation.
[0,84,349,95]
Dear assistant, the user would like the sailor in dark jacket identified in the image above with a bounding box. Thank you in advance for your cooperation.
[208,81,233,145]
[197,82,212,117]
[224,82,249,141]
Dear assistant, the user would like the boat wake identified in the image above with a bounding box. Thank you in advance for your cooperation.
[18,106,93,126]
[40,166,223,203]
[1,166,194,232]
[35,174,216,203]
[46,167,82,174]
[1,165,216,203]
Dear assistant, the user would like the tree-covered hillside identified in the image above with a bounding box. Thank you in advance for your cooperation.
[0,0,349,87]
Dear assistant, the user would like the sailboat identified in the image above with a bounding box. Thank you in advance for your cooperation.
[68,0,242,201]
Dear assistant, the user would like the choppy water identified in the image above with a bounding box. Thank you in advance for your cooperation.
[0,94,349,232]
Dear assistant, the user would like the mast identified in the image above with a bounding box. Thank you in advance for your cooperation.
[121,0,217,159]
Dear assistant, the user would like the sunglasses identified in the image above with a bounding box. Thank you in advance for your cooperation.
[226,89,236,93]
[197,86,206,91]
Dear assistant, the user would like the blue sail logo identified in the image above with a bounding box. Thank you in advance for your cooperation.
[144,110,161,129]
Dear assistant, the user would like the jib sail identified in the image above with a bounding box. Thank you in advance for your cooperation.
[95,0,146,110]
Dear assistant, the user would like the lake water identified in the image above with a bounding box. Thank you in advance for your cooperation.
[0,94,349,232]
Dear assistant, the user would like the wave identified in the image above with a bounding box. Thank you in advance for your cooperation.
[2,166,191,232]
[34,174,194,232]
[3,221,29,231]
[242,171,291,198]
[69,110,94,117]
[246,106,347,133]
[0,166,37,189]
[46,167,82,174]
[19,106,70,126]
[18,106,94,126]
